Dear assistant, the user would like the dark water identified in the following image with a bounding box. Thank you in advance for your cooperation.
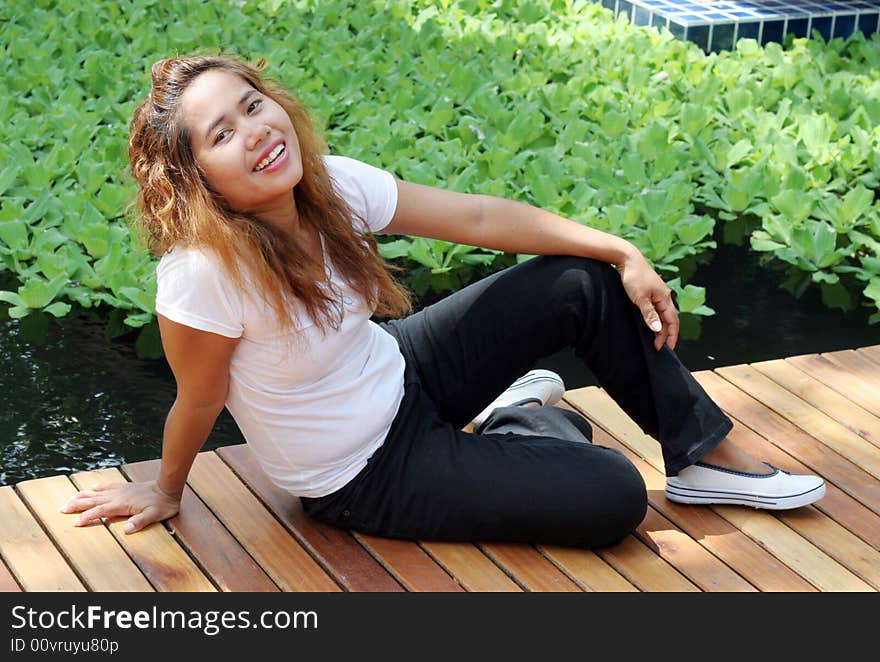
[1,237,878,486]
[0,297,245,486]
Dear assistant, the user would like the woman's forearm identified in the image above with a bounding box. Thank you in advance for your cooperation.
[156,398,224,499]
[474,196,639,266]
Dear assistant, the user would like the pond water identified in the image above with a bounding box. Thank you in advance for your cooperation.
[1,236,878,486]
[0,300,246,487]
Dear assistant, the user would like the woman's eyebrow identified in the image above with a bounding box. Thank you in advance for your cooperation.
[203,89,257,142]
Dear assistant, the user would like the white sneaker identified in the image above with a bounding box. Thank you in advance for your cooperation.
[472,369,566,431]
[666,462,826,510]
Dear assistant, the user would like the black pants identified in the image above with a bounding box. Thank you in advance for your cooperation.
[301,256,733,548]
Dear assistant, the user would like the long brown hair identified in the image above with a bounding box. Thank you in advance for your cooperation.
[128,55,411,333]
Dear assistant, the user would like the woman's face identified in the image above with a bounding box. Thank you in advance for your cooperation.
[180,69,303,219]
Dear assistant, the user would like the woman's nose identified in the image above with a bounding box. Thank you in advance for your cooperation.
[246,124,271,150]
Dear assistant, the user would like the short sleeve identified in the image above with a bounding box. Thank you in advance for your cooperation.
[324,155,398,233]
[155,247,244,338]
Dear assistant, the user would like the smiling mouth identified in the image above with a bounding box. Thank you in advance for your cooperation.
[254,143,286,172]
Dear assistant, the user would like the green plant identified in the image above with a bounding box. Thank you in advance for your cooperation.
[2,0,879,345]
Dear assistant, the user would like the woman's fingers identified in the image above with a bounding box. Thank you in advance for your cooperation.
[653,291,679,351]
[61,491,102,514]
[66,488,133,525]
[61,486,118,513]
[61,496,98,514]
[637,299,662,332]
[74,504,110,526]
[638,289,679,352]
[124,507,158,534]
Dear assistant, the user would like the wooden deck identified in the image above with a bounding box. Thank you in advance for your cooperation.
[1,345,879,592]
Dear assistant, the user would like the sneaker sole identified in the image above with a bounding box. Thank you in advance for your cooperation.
[506,371,565,403]
[665,482,826,510]
[471,370,566,430]
[510,370,564,385]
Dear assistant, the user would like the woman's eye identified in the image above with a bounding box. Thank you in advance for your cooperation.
[247,99,262,113]
[214,129,230,144]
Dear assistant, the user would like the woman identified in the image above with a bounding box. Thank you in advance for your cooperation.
[62,56,824,548]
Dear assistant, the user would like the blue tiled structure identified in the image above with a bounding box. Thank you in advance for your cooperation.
[596,1,880,52]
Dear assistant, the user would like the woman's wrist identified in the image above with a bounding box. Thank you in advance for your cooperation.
[154,479,184,501]
[613,240,642,267]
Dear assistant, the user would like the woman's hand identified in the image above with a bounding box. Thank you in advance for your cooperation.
[61,481,181,534]
[616,248,679,351]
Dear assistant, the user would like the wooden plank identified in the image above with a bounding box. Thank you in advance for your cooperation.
[694,371,880,517]
[635,507,756,592]
[560,401,813,592]
[771,506,880,590]
[564,411,815,592]
[699,422,880,590]
[752,359,880,450]
[187,452,340,592]
[825,348,880,385]
[479,543,583,592]
[539,546,638,592]
[596,535,700,592]
[0,557,21,592]
[420,542,522,592]
[216,444,403,592]
[650,379,878,591]
[0,486,85,592]
[354,534,464,592]
[786,354,880,418]
[721,420,880,561]
[858,345,880,364]
[564,386,872,592]
[713,504,873,591]
[123,460,279,593]
[716,365,880,480]
[616,447,813,591]
[70,469,215,593]
[16,476,153,592]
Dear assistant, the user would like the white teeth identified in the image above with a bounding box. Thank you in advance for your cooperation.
[254,143,285,171]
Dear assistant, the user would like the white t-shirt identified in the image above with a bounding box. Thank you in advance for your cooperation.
[155,155,405,497]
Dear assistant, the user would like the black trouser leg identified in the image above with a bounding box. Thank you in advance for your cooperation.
[383,255,732,475]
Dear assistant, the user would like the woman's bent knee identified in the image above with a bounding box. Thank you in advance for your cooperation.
[530,256,622,317]
[612,453,649,541]
[530,255,617,292]
[580,449,647,548]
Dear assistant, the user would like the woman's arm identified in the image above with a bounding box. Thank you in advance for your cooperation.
[383,179,679,351]
[62,316,240,533]
[385,180,637,264]
[153,316,240,499]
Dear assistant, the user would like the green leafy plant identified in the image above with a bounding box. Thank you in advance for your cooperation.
[1,0,879,351]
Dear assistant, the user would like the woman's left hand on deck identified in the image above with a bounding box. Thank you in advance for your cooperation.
[60,480,182,534]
